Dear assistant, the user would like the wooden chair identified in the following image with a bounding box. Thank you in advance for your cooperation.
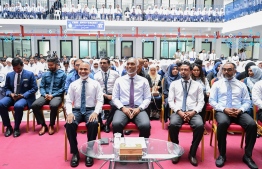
[64,122,101,161]
[253,105,262,135]
[204,103,214,124]
[168,109,205,161]
[210,110,245,159]
[32,103,66,132]
[2,106,31,133]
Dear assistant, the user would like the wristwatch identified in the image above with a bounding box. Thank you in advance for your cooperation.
[139,107,143,112]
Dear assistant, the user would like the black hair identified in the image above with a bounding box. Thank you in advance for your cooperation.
[144,58,149,62]
[194,59,203,66]
[224,62,237,69]
[24,58,29,62]
[12,58,23,67]
[181,61,193,70]
[47,57,59,64]
[191,63,205,84]
[74,59,83,65]
[63,61,69,65]
[100,57,110,64]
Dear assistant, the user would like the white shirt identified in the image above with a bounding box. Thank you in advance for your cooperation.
[199,53,207,61]
[168,78,204,114]
[189,51,196,59]
[3,65,13,75]
[14,70,23,94]
[25,63,39,75]
[66,78,104,115]
[94,70,119,94]
[232,55,239,62]
[112,74,151,110]
[209,53,216,60]
[252,80,262,109]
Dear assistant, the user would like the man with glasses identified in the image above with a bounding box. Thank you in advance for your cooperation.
[209,62,258,169]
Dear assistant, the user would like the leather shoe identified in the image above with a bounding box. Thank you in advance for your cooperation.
[243,155,258,169]
[216,155,226,167]
[172,157,180,164]
[48,125,55,135]
[4,126,13,137]
[124,130,132,135]
[39,125,48,136]
[13,129,21,137]
[103,124,110,133]
[70,153,80,167]
[188,154,198,166]
[85,157,94,167]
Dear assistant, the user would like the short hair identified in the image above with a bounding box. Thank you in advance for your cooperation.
[47,57,59,64]
[127,57,139,66]
[24,58,29,62]
[12,58,23,67]
[74,59,83,65]
[101,57,110,64]
[144,58,149,62]
[63,61,69,65]
[194,59,203,66]
[181,61,193,70]
[224,62,236,69]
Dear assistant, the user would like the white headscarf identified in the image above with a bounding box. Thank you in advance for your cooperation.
[91,60,100,73]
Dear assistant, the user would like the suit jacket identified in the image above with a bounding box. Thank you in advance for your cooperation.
[5,69,38,108]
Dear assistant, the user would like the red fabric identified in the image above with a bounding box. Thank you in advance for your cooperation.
[102,104,111,110]
[180,123,193,131]
[77,122,87,131]
[258,120,262,126]
[8,106,29,111]
[124,123,138,130]
[206,103,213,111]
[214,121,244,131]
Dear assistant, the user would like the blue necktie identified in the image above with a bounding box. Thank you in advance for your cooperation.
[49,73,54,94]
[104,72,108,94]
[80,80,87,114]
[226,81,232,108]
[129,78,134,108]
[182,81,188,112]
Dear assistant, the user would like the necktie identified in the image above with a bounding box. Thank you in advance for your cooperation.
[16,73,21,94]
[182,81,188,111]
[49,73,54,94]
[80,80,87,114]
[104,72,108,94]
[226,81,232,108]
[129,78,134,108]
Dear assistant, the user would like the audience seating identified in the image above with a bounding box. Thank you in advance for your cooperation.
[210,110,245,159]
[1,106,31,133]
[32,103,66,132]
[64,122,101,161]
[253,105,262,136]
[168,109,205,161]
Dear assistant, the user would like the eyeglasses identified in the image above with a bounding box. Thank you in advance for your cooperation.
[222,68,233,72]
[75,64,80,67]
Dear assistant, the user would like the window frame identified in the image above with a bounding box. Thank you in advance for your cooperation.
[60,40,73,58]
[121,41,133,59]
[142,41,154,59]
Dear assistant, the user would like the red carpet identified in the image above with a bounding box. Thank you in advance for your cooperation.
[0,120,262,169]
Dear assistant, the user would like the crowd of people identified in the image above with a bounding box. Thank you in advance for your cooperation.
[0,1,225,22]
[1,54,262,168]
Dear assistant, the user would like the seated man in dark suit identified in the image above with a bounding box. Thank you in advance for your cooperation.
[0,58,38,137]
[112,58,151,138]
[65,62,103,167]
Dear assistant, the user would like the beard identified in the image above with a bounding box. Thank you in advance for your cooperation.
[79,74,89,80]
[127,68,137,75]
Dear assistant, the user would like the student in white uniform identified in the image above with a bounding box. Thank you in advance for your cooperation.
[90,5,97,20]
[178,7,183,21]
[183,7,190,22]
[145,6,153,21]
[190,7,196,22]
[196,8,202,22]
[75,4,82,20]
[135,5,142,21]
[152,5,159,21]
[30,3,37,19]
[36,3,43,19]
[166,7,173,21]
[208,7,213,22]
[114,4,122,20]
[62,4,69,19]
[209,49,216,61]
[129,6,136,20]
[82,4,90,20]
[199,49,207,61]
[202,7,208,22]
[99,4,107,20]
[219,8,224,22]
[159,6,166,21]
[189,48,197,62]
[23,3,30,19]
[107,5,114,21]
[69,4,76,19]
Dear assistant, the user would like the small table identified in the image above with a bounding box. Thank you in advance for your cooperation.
[80,138,184,169]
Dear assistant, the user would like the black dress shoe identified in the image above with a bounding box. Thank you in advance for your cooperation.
[243,155,258,169]
[85,157,94,167]
[4,127,13,137]
[216,155,226,168]
[124,130,132,135]
[188,154,198,166]
[104,124,110,133]
[70,153,80,167]
[172,157,180,164]
[13,129,20,137]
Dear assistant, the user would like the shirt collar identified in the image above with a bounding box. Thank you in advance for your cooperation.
[223,77,236,82]
[127,74,138,79]
[80,77,89,83]
[16,70,23,75]
[102,69,110,74]
[181,77,192,83]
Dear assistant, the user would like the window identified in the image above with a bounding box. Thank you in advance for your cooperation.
[253,41,260,60]
[22,40,31,57]
[79,39,115,59]
[160,39,195,59]
[38,40,50,57]
[60,40,73,58]
[122,0,133,11]
[3,41,12,58]
[142,41,154,59]
[13,40,22,56]
[121,41,133,59]
[88,0,97,8]
[201,41,212,53]
[221,42,231,58]
[0,41,2,57]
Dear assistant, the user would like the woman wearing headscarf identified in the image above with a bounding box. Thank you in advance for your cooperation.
[91,59,100,76]
[236,61,256,80]
[145,64,162,119]
[158,61,169,80]
[206,61,222,83]
[163,64,181,122]
[243,65,262,117]
[69,58,76,70]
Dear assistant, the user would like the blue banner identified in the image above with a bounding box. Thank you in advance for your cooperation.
[66,20,105,31]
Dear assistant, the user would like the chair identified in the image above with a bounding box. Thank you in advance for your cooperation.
[167,110,205,161]
[54,10,61,20]
[64,122,101,161]
[2,106,31,133]
[160,78,165,129]
[204,103,213,124]
[210,110,245,159]
[253,105,262,135]
[32,103,66,132]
